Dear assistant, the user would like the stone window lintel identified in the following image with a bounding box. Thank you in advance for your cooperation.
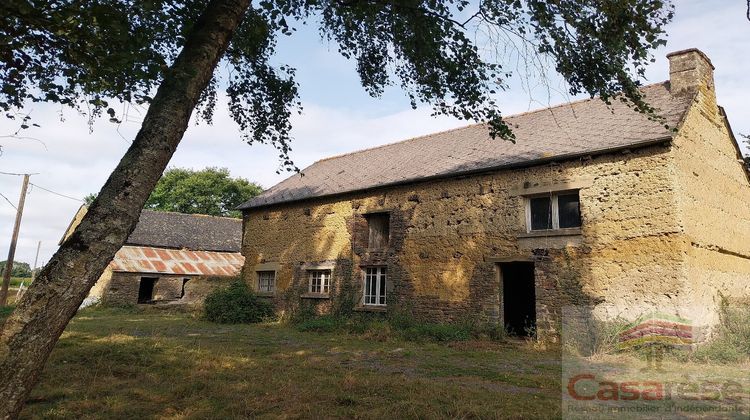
[510,177,593,196]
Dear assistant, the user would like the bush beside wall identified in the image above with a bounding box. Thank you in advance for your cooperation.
[204,280,274,324]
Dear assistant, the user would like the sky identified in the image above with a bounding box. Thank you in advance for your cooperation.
[1,0,749,267]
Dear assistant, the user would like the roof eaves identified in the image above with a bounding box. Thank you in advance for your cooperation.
[240,135,674,211]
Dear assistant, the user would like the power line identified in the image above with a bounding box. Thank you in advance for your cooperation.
[0,171,35,176]
[0,191,17,210]
[28,183,84,203]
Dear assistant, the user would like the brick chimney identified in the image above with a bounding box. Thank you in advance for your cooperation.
[667,48,715,95]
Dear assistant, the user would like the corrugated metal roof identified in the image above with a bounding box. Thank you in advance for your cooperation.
[109,245,244,276]
[239,82,693,209]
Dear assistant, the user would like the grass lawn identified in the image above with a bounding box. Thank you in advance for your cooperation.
[11,307,562,419]
[9,277,31,288]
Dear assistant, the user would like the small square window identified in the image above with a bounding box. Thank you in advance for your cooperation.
[526,191,582,231]
[366,213,390,250]
[308,270,331,295]
[363,266,387,306]
[257,271,276,293]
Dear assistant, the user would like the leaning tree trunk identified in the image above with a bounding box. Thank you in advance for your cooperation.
[0,0,250,416]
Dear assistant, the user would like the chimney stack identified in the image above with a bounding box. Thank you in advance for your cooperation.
[667,48,715,95]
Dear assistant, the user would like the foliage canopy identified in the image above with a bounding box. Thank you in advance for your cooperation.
[86,167,262,217]
[2,0,674,168]
[144,167,262,217]
[0,261,32,278]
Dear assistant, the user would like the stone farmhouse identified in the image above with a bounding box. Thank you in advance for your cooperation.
[62,207,244,306]
[238,49,750,336]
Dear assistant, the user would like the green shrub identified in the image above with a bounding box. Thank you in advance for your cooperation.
[204,280,274,324]
[295,315,341,332]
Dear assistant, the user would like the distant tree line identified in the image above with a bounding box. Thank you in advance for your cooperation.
[0,261,32,278]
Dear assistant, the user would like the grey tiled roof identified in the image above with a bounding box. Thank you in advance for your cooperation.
[240,82,692,209]
[126,210,242,252]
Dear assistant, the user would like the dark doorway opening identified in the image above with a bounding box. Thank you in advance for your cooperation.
[180,278,190,298]
[138,277,158,303]
[500,262,536,337]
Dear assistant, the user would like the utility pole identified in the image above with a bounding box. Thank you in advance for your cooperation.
[0,174,30,306]
[31,240,41,280]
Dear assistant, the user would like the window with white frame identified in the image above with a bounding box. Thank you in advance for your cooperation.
[363,266,387,306]
[308,270,331,294]
[257,271,276,293]
[526,191,581,231]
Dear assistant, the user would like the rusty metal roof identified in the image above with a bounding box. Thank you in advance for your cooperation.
[239,82,693,209]
[109,245,244,276]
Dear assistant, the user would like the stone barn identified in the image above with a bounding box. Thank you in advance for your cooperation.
[62,207,244,306]
[238,49,750,335]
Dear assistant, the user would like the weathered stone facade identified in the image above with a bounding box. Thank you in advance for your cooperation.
[100,272,189,306]
[240,49,750,333]
[99,272,232,306]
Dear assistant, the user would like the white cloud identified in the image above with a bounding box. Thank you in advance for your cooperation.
[1,0,748,266]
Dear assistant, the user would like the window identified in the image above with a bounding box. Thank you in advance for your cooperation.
[526,191,581,231]
[366,213,390,250]
[257,271,276,293]
[308,270,331,294]
[363,267,387,306]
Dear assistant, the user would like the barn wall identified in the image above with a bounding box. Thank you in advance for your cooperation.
[242,143,686,331]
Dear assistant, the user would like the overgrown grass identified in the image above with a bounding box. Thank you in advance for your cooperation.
[293,311,508,343]
[690,301,750,364]
[8,277,30,287]
[0,304,14,320]
[14,306,562,419]
[562,302,750,365]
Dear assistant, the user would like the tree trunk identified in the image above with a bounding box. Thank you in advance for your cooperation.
[0,0,250,417]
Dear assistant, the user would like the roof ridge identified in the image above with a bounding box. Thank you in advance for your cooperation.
[312,81,669,166]
[505,81,668,120]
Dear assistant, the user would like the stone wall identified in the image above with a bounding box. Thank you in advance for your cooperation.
[101,272,142,306]
[100,272,190,306]
[671,77,750,324]
[242,142,689,332]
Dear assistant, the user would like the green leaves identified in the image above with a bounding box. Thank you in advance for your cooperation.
[143,167,263,218]
[2,0,674,168]
[204,279,275,324]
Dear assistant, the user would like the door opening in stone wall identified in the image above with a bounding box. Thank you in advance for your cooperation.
[138,277,158,304]
[181,278,190,298]
[500,262,536,337]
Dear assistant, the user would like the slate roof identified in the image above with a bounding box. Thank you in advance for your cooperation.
[126,210,242,252]
[109,245,243,276]
[239,81,693,209]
